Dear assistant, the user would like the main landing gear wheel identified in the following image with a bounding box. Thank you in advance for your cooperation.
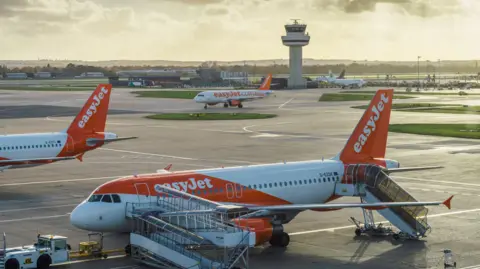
[204,104,207,109]
[238,103,243,108]
[224,103,228,108]
[269,232,290,248]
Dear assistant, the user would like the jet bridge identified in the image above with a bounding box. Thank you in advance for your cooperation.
[126,185,253,269]
[335,164,431,239]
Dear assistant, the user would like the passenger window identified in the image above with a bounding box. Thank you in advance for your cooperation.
[112,194,121,203]
[88,195,103,202]
[102,195,112,203]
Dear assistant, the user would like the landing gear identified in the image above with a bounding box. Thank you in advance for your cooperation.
[204,104,207,109]
[223,103,228,108]
[269,232,290,247]
[238,103,243,108]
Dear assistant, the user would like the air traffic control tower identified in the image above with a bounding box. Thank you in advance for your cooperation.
[281,20,310,89]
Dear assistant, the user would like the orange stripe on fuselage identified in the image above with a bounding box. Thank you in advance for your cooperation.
[94,172,292,206]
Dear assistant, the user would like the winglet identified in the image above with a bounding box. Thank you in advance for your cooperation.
[76,153,84,162]
[442,195,454,210]
[164,164,172,171]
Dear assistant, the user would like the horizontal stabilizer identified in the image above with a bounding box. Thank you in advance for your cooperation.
[86,136,138,145]
[387,166,444,173]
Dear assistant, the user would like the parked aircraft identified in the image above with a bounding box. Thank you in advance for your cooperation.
[317,69,366,88]
[0,84,137,171]
[70,89,451,248]
[193,74,273,109]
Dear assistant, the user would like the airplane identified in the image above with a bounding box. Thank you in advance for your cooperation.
[317,69,367,89]
[193,74,273,109]
[0,84,137,171]
[70,89,452,248]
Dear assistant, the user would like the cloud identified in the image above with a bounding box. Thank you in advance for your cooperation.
[313,0,465,18]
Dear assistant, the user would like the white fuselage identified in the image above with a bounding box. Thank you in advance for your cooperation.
[0,133,71,168]
[70,160,344,232]
[193,90,273,104]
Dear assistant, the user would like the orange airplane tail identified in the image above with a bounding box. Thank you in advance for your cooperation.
[334,89,394,164]
[64,84,113,140]
[259,74,273,90]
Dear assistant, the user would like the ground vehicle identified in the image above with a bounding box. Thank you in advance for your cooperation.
[1,234,70,269]
[75,232,108,259]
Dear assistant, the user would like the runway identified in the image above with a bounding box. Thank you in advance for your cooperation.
[1,86,480,269]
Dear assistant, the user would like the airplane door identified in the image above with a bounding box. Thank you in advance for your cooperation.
[226,183,234,199]
[66,135,75,153]
[134,183,152,203]
[235,184,243,198]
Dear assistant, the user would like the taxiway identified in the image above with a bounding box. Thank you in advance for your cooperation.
[1,86,480,269]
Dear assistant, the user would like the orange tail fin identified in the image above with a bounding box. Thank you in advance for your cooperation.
[259,74,272,90]
[337,89,394,164]
[65,84,113,139]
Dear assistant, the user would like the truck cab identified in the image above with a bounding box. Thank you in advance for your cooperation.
[2,234,70,269]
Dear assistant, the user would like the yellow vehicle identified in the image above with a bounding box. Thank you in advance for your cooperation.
[73,233,108,259]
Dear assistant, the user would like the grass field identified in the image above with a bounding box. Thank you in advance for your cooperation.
[145,113,277,120]
[342,90,480,96]
[389,124,480,139]
[352,103,480,114]
[319,93,414,101]
[132,90,202,99]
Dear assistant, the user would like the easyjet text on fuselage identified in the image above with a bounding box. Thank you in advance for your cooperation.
[78,87,109,128]
[154,177,214,193]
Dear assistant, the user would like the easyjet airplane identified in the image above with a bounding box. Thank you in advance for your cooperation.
[70,89,452,248]
[0,84,136,171]
[193,74,273,109]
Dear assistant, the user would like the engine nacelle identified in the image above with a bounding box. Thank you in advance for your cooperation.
[233,218,274,246]
[384,159,400,169]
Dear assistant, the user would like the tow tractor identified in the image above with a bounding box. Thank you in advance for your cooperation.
[1,232,123,269]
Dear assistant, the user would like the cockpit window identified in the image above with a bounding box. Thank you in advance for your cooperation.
[101,195,112,203]
[197,94,204,97]
[112,194,121,203]
[88,195,103,202]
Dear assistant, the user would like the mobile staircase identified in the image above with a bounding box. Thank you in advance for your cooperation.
[0,233,5,269]
[335,164,431,240]
[126,184,254,269]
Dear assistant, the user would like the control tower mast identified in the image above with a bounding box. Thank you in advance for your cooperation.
[281,19,310,89]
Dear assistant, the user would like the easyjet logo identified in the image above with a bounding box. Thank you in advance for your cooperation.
[353,93,390,153]
[78,87,109,128]
[214,91,264,98]
[154,178,214,193]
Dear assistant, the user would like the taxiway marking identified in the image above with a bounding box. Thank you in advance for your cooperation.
[0,214,71,223]
[0,176,121,187]
[0,204,78,213]
[278,98,295,109]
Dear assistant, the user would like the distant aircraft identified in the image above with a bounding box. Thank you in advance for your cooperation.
[193,74,273,109]
[0,84,137,172]
[317,69,366,89]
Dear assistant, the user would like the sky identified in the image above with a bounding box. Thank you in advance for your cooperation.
[0,0,479,62]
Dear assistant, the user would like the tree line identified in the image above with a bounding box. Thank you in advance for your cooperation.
[1,62,479,77]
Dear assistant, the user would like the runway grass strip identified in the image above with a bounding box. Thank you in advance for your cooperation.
[145,113,277,120]
[341,90,480,95]
[0,86,96,91]
[319,93,414,101]
[132,90,202,99]
[352,103,480,114]
[389,124,480,139]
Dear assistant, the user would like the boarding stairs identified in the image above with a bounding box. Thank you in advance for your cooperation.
[126,184,252,269]
[0,233,5,269]
[335,164,431,239]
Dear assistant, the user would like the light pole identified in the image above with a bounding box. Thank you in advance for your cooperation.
[417,56,421,89]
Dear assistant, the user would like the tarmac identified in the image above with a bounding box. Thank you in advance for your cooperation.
[1,86,480,269]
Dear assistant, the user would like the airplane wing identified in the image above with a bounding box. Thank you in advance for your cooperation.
[0,155,80,165]
[247,196,453,212]
[86,136,138,145]
[386,166,444,173]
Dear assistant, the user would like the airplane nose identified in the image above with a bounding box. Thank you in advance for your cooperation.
[70,203,90,230]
